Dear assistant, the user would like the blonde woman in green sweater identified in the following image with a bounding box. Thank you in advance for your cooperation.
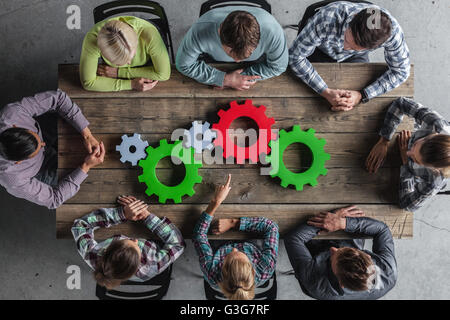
[80,16,171,92]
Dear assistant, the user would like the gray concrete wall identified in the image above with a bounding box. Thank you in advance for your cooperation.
[0,0,449,299]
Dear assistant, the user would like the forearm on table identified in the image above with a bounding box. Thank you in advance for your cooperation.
[117,65,171,81]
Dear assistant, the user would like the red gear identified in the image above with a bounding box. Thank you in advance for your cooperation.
[212,100,277,164]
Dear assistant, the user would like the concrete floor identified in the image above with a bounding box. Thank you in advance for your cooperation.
[0,0,449,300]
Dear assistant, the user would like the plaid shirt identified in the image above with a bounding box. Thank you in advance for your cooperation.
[289,1,410,100]
[379,97,450,212]
[71,207,186,281]
[193,212,279,287]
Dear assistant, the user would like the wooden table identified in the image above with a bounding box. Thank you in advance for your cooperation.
[56,63,414,240]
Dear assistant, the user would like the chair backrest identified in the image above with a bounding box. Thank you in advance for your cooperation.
[93,0,175,63]
[204,273,277,300]
[200,0,271,16]
[297,0,373,35]
[96,265,172,300]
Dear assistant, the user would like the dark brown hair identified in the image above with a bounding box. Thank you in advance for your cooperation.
[334,248,374,291]
[420,134,450,173]
[94,239,140,289]
[349,9,392,49]
[219,11,260,60]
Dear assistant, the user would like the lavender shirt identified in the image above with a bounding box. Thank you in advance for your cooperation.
[0,90,89,209]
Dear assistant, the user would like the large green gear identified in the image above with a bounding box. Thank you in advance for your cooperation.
[265,125,330,191]
[138,139,202,203]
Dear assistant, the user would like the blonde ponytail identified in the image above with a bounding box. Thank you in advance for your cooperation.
[97,20,138,66]
[219,255,256,300]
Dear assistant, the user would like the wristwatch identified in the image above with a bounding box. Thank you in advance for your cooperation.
[360,89,369,104]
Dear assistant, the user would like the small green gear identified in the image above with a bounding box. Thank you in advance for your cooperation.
[138,139,202,203]
[265,125,330,191]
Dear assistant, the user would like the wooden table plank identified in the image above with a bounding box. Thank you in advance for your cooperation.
[58,97,413,134]
[58,132,404,169]
[57,204,412,239]
[59,64,414,98]
[59,167,399,205]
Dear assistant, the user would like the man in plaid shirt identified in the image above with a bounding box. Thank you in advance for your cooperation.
[192,175,279,297]
[289,1,410,111]
[72,195,186,282]
[366,97,450,211]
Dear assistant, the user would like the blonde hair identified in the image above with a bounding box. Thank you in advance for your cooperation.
[97,20,138,66]
[218,254,255,300]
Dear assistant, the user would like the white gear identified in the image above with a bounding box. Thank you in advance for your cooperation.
[115,133,149,166]
[183,121,216,153]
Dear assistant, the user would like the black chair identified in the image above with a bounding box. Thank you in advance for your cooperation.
[296,0,373,34]
[93,0,175,63]
[96,265,173,300]
[204,273,277,300]
[199,0,271,16]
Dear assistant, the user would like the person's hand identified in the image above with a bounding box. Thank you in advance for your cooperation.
[211,218,239,235]
[223,69,261,91]
[331,90,362,112]
[321,88,353,111]
[205,174,232,216]
[97,65,118,78]
[131,78,159,91]
[81,127,99,153]
[307,206,365,234]
[366,137,389,174]
[80,142,105,173]
[212,174,232,205]
[397,130,411,165]
[119,196,150,221]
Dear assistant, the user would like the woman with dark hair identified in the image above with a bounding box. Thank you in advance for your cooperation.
[366,97,450,212]
[72,195,185,289]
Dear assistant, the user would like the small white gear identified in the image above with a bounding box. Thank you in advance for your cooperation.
[115,133,149,166]
[183,121,216,153]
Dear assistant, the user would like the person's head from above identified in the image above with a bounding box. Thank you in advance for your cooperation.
[219,248,256,300]
[330,247,376,291]
[219,11,260,62]
[0,127,45,163]
[97,20,138,66]
[344,9,392,51]
[407,134,450,173]
[94,239,141,289]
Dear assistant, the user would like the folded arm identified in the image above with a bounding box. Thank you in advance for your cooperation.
[288,12,328,94]
[363,28,411,100]
[239,217,279,277]
[5,168,87,209]
[379,97,450,140]
[71,207,127,267]
[139,213,186,277]
[284,222,320,280]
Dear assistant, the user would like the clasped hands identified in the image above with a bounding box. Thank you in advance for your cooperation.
[321,88,362,112]
[117,195,150,221]
[80,127,105,173]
